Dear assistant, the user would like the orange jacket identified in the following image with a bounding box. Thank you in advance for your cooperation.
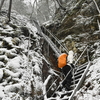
[58,53,68,68]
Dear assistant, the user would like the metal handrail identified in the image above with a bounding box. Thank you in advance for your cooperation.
[69,61,91,100]
[51,68,72,97]
[41,77,59,97]
[42,26,69,53]
[74,45,88,66]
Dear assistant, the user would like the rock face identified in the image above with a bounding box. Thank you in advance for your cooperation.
[0,11,44,99]
[44,0,100,65]
[40,0,100,99]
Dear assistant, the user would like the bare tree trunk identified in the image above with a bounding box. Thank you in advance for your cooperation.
[7,0,12,22]
[0,0,5,11]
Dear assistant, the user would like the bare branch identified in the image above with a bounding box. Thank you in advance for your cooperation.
[43,75,52,100]
[7,0,12,22]
[92,0,100,14]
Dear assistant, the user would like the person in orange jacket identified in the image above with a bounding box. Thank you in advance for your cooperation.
[58,50,74,90]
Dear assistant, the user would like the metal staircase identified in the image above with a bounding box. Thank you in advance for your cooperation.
[41,26,69,55]
[32,19,61,57]
[60,62,91,100]
[47,62,91,100]
[32,19,91,100]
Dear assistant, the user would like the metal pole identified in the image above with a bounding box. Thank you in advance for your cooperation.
[74,45,88,66]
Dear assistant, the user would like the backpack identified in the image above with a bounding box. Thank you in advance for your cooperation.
[58,53,68,68]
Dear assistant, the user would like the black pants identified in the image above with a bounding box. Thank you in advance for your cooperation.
[62,65,72,90]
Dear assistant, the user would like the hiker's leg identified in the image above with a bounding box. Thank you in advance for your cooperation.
[62,65,71,87]
[65,71,72,90]
[62,65,71,76]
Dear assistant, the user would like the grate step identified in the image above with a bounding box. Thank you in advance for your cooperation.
[76,65,87,72]
[74,69,84,76]
[72,73,82,79]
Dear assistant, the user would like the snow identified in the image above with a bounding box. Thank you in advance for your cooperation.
[26,22,37,36]
[33,63,41,74]
[0,11,44,100]
[0,4,100,99]
[3,25,14,31]
[0,69,3,81]
[0,86,5,98]
[4,69,21,78]
[6,56,22,72]
[75,57,100,100]
[23,0,35,5]
[4,37,12,44]
[0,62,5,68]
[4,82,25,93]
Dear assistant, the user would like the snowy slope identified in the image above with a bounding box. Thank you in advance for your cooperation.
[74,57,100,100]
[0,11,44,100]
[23,0,35,5]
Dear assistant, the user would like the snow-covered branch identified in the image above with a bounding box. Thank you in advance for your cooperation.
[43,75,52,100]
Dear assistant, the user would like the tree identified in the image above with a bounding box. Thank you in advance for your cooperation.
[0,0,5,11]
[7,0,12,22]
[0,0,12,23]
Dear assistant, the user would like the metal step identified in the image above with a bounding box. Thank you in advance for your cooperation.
[55,62,91,100]
[74,69,84,76]
[33,19,91,100]
[68,62,91,100]
[72,78,80,83]
[62,97,69,100]
[70,84,76,88]
[60,90,73,98]
[77,62,88,69]
[34,21,91,100]
[74,68,86,77]
[62,96,69,100]
[72,73,82,79]
[77,65,87,72]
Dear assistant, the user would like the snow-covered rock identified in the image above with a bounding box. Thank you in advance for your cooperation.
[0,69,3,81]
[74,57,100,100]
[0,10,44,100]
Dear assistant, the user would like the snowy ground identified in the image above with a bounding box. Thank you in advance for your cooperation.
[74,57,100,100]
[0,12,44,100]
[23,0,35,5]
